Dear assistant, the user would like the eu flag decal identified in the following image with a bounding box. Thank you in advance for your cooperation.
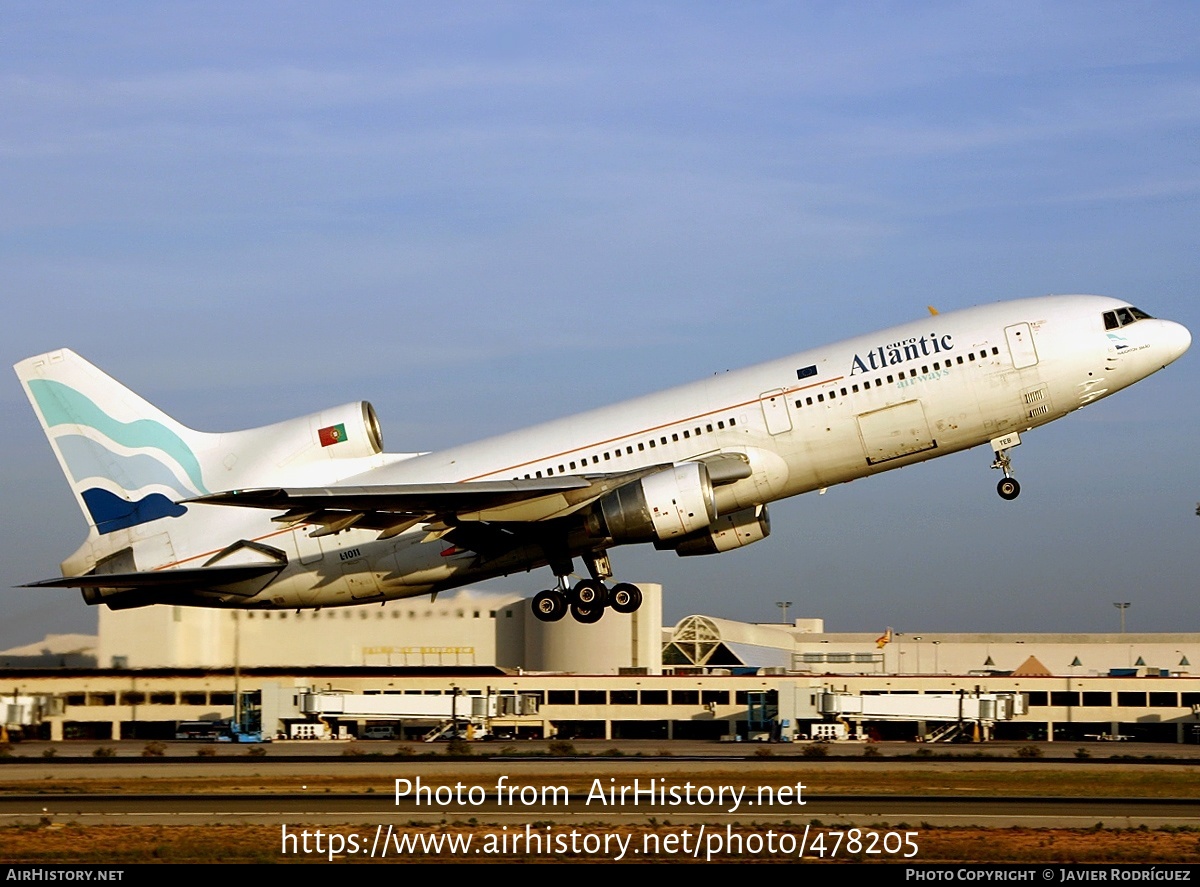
[318,423,347,447]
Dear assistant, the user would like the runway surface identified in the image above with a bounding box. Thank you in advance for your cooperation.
[2,742,1198,828]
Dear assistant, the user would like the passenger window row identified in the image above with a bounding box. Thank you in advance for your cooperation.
[794,346,1000,410]
[521,416,740,479]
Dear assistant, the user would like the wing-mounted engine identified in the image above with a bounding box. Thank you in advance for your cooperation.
[587,462,717,544]
[656,504,771,557]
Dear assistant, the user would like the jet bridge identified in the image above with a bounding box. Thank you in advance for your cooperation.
[2,695,58,741]
[813,689,1026,742]
[295,690,538,741]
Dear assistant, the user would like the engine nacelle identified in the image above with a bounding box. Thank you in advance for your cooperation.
[591,463,717,544]
[658,504,771,557]
[215,400,385,487]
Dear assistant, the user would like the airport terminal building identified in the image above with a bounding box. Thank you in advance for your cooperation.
[3,584,1199,745]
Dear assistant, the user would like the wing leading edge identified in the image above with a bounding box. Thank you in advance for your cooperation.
[187,466,676,538]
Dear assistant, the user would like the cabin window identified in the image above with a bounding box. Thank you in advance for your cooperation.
[729,417,736,426]
[806,396,813,406]
[706,424,713,432]
[604,452,611,460]
[817,393,825,402]
[956,356,964,365]
[638,443,645,451]
[672,433,679,442]
[683,430,690,438]
[717,421,725,429]
[886,375,894,383]
[648,440,656,448]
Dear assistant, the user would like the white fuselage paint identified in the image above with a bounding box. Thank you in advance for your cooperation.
[119,295,1190,609]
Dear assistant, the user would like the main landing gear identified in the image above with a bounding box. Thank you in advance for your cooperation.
[530,553,644,624]
[990,432,1022,501]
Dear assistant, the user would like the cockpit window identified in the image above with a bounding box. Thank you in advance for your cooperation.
[1103,306,1154,330]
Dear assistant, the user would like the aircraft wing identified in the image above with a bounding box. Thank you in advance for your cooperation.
[188,467,674,538]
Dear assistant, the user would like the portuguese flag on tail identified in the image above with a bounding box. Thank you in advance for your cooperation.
[318,423,347,447]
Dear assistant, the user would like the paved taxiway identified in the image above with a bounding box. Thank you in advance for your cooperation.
[2,741,1198,828]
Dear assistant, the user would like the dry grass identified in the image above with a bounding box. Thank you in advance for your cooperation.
[3,822,1199,863]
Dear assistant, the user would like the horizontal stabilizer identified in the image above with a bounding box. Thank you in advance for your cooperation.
[23,563,283,594]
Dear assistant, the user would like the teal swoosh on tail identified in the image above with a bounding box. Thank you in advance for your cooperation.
[28,379,208,493]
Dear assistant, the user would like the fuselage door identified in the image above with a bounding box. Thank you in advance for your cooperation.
[759,389,793,435]
[1005,323,1039,369]
[857,400,937,465]
[339,546,383,600]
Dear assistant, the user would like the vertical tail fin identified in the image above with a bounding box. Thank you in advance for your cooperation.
[14,349,214,535]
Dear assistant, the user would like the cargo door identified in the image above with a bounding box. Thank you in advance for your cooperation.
[856,400,937,465]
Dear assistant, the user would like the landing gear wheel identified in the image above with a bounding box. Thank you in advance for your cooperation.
[571,579,608,608]
[531,589,568,622]
[570,602,605,624]
[997,477,1021,500]
[609,582,643,614]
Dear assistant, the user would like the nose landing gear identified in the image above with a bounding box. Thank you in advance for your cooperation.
[990,432,1022,500]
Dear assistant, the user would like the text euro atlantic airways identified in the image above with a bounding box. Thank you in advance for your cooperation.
[850,332,955,375]
[394,776,806,814]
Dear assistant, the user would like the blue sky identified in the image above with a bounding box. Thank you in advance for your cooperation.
[2,3,1198,649]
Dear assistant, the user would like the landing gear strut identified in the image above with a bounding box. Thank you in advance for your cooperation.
[528,553,645,624]
[990,432,1022,500]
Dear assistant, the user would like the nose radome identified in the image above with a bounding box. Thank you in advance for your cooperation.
[1162,320,1191,364]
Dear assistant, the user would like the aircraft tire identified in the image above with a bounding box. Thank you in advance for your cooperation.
[997,478,1021,500]
[570,602,605,624]
[571,579,608,608]
[609,582,643,614]
[532,589,568,622]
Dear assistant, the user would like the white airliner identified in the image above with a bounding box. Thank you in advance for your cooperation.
[14,295,1190,624]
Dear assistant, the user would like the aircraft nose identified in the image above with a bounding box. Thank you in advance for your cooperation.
[1160,320,1191,365]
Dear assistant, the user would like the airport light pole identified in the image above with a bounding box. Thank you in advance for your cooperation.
[776,601,793,625]
[1113,602,1131,633]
